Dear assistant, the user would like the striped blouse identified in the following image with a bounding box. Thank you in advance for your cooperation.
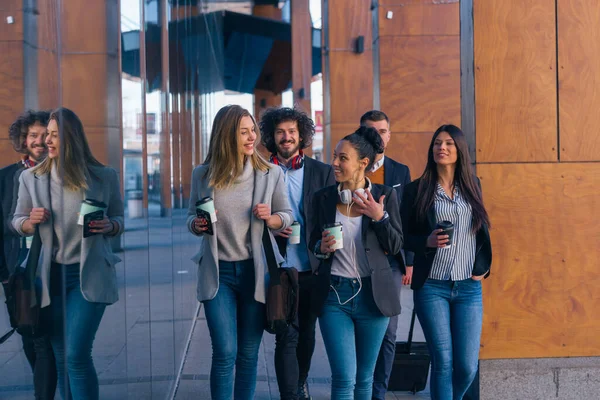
[429,183,476,281]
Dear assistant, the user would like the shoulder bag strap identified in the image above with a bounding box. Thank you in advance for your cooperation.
[262,221,281,286]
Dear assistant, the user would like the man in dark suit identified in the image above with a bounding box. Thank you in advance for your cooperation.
[0,110,57,399]
[360,110,414,400]
[260,107,336,400]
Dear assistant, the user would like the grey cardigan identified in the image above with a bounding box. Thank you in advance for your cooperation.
[187,163,293,304]
[12,165,124,308]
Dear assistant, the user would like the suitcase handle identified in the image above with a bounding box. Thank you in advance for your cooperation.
[406,308,417,353]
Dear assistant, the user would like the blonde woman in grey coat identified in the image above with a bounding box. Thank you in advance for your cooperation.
[13,108,123,400]
[187,105,292,400]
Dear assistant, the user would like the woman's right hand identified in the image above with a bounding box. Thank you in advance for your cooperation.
[192,217,209,233]
[320,230,336,254]
[426,229,449,248]
[29,208,50,225]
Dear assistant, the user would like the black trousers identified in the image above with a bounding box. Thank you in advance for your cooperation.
[22,330,57,399]
[274,271,318,400]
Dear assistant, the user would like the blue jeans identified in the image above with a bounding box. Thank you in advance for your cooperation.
[372,267,402,399]
[414,279,483,400]
[203,259,266,400]
[319,276,390,400]
[49,264,106,400]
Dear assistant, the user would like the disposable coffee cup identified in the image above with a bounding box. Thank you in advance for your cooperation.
[289,221,301,245]
[436,220,455,247]
[77,199,107,225]
[196,197,217,223]
[324,222,343,250]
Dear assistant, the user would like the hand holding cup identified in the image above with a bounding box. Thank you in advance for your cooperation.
[426,229,449,248]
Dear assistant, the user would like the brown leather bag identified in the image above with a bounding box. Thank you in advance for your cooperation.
[263,222,299,335]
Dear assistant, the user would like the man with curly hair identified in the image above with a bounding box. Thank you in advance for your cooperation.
[260,107,335,400]
[0,110,57,399]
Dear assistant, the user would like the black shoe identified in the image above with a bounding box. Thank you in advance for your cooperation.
[298,380,312,400]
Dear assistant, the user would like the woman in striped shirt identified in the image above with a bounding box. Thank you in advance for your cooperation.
[400,124,492,400]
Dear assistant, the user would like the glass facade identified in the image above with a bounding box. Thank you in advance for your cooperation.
[0,1,322,398]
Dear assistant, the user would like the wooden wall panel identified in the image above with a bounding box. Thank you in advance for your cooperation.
[37,50,59,110]
[557,0,600,161]
[0,0,22,11]
[0,41,24,147]
[0,10,24,41]
[330,123,361,155]
[478,163,600,359]
[385,132,431,180]
[329,51,373,124]
[61,0,107,53]
[379,3,459,36]
[380,36,461,132]
[474,0,557,163]
[328,0,372,50]
[59,54,108,128]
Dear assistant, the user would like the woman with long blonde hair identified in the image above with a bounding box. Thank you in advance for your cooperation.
[187,104,292,399]
[13,107,124,400]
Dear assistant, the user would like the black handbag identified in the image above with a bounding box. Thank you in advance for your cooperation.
[263,222,299,335]
[1,226,43,344]
[388,308,431,393]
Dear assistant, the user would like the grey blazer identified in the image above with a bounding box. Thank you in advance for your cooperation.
[186,164,293,304]
[12,165,124,308]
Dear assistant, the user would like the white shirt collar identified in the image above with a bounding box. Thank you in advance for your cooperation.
[370,155,385,173]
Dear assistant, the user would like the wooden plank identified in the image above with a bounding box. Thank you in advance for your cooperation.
[0,10,24,41]
[292,0,312,115]
[37,0,58,51]
[59,54,108,128]
[330,123,362,156]
[478,163,600,359]
[380,36,461,133]
[558,0,600,161]
[379,3,459,36]
[474,0,557,162]
[60,0,107,53]
[329,51,373,125]
[385,132,432,180]
[0,41,24,142]
[328,0,372,51]
[37,49,59,112]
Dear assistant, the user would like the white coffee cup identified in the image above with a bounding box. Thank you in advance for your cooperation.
[196,197,217,222]
[289,221,301,245]
[77,199,107,225]
[324,222,343,250]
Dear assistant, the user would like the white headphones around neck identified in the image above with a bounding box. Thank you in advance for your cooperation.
[338,177,372,205]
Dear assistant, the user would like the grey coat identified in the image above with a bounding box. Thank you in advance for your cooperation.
[12,165,124,308]
[186,164,293,304]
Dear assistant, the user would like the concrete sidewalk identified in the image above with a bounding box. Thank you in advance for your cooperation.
[173,288,430,400]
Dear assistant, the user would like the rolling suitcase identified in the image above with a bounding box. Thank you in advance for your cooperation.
[387,309,431,394]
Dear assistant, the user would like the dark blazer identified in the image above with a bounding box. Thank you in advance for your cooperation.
[400,179,492,291]
[275,156,336,272]
[0,162,24,274]
[0,201,7,282]
[383,156,414,271]
[308,184,404,317]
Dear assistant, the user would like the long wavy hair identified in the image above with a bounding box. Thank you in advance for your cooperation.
[33,108,103,191]
[415,124,490,232]
[204,105,270,189]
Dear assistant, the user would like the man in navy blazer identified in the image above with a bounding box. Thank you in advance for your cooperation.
[360,110,414,400]
[260,107,335,400]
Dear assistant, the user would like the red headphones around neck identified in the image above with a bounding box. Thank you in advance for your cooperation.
[270,150,304,170]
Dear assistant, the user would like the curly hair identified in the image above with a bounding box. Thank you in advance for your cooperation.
[8,110,50,154]
[259,107,315,154]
